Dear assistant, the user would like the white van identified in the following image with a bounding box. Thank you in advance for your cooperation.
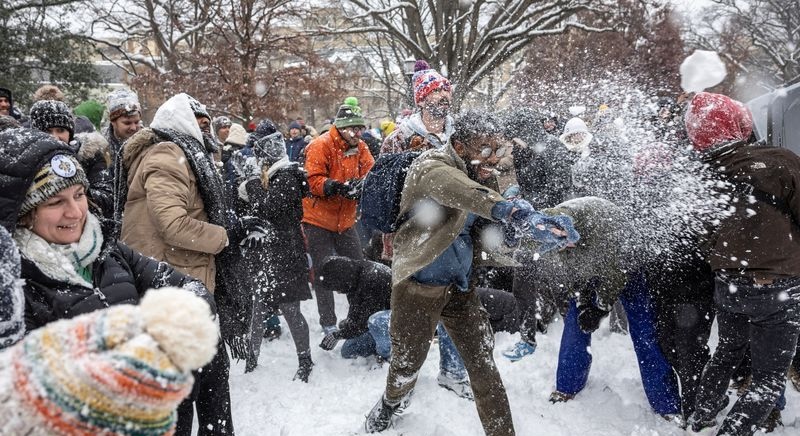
[747,81,800,154]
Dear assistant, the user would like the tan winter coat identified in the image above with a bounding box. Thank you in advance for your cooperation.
[120,129,228,292]
[391,144,517,287]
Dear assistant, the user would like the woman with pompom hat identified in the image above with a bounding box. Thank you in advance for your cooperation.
[0,287,219,436]
[0,128,217,330]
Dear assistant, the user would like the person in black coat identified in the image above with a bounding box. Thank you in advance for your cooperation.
[0,128,229,436]
[500,107,574,361]
[235,121,314,379]
[646,238,715,421]
[317,255,522,398]
[316,256,392,351]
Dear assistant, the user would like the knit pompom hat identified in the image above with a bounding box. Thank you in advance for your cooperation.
[29,100,75,142]
[20,153,89,218]
[333,97,366,129]
[106,89,141,122]
[246,119,279,149]
[412,60,451,106]
[684,92,753,152]
[0,287,219,436]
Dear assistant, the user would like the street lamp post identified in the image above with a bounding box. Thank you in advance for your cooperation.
[403,57,416,110]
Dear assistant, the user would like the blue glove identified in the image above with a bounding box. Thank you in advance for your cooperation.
[507,199,535,225]
[501,199,536,247]
[528,213,580,246]
[502,185,520,200]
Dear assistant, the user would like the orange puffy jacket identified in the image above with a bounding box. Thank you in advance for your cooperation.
[302,127,375,233]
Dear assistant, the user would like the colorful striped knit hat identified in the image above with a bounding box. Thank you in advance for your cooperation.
[0,287,219,436]
[412,60,451,106]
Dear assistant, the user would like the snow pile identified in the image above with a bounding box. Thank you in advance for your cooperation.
[228,296,800,435]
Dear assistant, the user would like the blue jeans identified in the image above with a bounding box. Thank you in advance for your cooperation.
[341,310,467,379]
[556,272,681,415]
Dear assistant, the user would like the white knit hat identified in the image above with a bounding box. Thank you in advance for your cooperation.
[559,117,593,153]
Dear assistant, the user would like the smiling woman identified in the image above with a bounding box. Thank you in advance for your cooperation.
[0,128,217,336]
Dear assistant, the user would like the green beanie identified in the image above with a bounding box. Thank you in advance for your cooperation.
[74,100,105,130]
[334,97,365,129]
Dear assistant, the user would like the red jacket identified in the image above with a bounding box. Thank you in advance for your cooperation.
[302,127,374,232]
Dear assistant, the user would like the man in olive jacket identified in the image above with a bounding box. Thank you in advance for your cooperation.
[365,111,576,435]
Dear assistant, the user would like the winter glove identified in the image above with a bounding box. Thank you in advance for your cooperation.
[319,331,342,350]
[226,215,264,247]
[341,178,364,200]
[501,185,520,200]
[323,179,349,197]
[240,225,271,249]
[577,304,610,333]
[501,199,536,247]
[527,213,580,246]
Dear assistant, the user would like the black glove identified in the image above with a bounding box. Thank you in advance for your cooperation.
[341,178,363,200]
[227,214,266,247]
[323,179,349,198]
[226,218,246,247]
[319,331,342,350]
[577,304,609,333]
[240,225,271,249]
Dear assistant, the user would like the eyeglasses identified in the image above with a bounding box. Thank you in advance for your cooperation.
[343,126,367,134]
[479,145,510,158]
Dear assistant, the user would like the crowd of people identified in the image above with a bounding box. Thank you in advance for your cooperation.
[0,56,799,436]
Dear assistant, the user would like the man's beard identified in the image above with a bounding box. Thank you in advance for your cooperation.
[202,132,219,153]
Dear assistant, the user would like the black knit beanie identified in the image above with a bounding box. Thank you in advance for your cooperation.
[29,100,75,142]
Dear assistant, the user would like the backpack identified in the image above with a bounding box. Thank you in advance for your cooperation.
[359,151,421,233]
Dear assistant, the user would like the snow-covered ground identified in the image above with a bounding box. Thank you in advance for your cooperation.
[229,295,800,436]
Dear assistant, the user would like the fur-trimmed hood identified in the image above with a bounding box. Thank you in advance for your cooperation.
[74,132,111,167]
[121,127,160,171]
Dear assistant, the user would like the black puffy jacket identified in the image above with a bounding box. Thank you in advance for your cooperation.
[21,240,214,332]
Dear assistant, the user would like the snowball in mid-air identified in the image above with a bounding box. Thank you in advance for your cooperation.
[569,105,587,116]
[680,50,727,93]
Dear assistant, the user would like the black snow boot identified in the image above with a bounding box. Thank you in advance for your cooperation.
[761,408,783,433]
[364,395,401,433]
[293,355,313,382]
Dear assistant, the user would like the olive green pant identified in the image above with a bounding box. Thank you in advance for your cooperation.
[385,279,515,436]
